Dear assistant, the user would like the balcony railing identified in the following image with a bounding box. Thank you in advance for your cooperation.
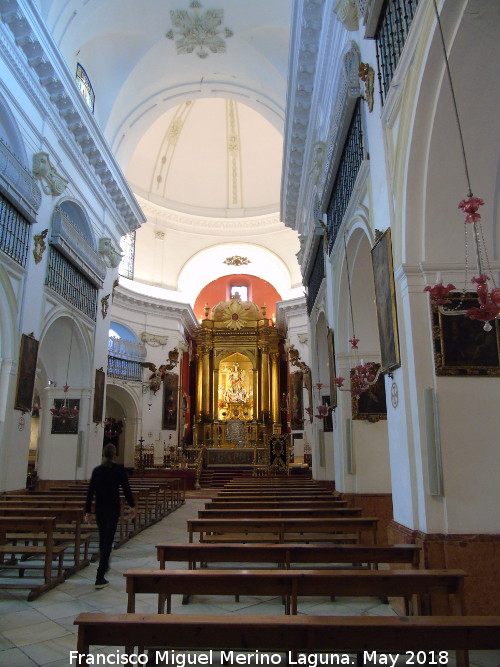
[107,356,143,381]
[46,246,98,320]
[326,100,364,253]
[306,243,325,315]
[376,0,420,104]
[0,193,31,266]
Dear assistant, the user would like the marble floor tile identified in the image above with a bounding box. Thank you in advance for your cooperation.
[0,647,37,666]
[17,634,77,666]
[2,620,69,647]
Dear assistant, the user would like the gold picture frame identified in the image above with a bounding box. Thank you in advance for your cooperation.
[371,228,400,373]
[14,333,39,412]
[432,293,500,376]
[93,368,106,423]
[327,328,338,410]
[351,365,387,423]
[162,373,178,430]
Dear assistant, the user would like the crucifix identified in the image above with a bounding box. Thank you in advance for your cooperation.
[137,437,145,469]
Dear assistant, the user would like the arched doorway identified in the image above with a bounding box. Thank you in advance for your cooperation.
[105,384,140,467]
[36,317,89,481]
[334,229,391,494]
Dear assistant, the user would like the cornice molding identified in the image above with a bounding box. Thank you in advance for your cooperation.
[281,0,325,230]
[136,195,283,233]
[276,296,307,330]
[0,0,145,232]
[112,284,199,334]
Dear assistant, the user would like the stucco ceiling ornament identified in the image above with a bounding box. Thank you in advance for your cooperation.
[98,238,123,268]
[32,152,68,196]
[333,0,359,31]
[141,332,169,347]
[223,255,250,266]
[166,1,234,59]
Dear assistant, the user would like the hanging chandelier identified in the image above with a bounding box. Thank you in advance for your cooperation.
[332,235,381,397]
[424,1,500,331]
[103,417,123,440]
[50,328,79,421]
[50,383,79,420]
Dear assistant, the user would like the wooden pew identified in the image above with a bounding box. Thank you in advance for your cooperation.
[217,489,334,496]
[205,499,348,509]
[0,516,68,600]
[74,612,500,667]
[0,505,91,572]
[198,508,361,519]
[155,542,422,571]
[123,568,466,615]
[187,517,379,544]
[211,494,337,502]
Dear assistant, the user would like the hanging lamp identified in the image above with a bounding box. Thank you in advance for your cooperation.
[424,0,500,331]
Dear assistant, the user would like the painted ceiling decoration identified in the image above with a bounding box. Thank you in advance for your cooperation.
[153,101,194,192]
[166,1,234,59]
[227,99,242,208]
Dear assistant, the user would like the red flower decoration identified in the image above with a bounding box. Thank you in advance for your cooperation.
[424,283,456,306]
[349,338,359,349]
[458,196,484,223]
[467,274,500,325]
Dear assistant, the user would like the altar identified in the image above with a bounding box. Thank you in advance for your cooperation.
[206,447,254,468]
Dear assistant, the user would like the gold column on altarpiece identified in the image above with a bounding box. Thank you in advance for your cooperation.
[270,351,280,424]
[196,352,203,418]
[251,368,258,421]
[202,344,211,417]
[259,344,270,417]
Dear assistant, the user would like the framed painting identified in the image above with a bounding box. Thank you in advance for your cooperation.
[371,228,400,373]
[289,370,304,429]
[351,368,387,423]
[322,395,333,432]
[14,333,39,412]
[51,399,80,434]
[432,293,500,376]
[327,328,338,409]
[93,368,106,423]
[162,373,178,430]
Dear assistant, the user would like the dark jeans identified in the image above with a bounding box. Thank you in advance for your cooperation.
[96,511,119,580]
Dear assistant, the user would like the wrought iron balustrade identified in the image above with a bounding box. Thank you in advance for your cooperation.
[376,0,420,104]
[0,194,30,266]
[46,246,98,320]
[107,355,143,381]
[306,243,325,315]
[326,100,364,253]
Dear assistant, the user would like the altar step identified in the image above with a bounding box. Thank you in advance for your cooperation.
[199,468,249,489]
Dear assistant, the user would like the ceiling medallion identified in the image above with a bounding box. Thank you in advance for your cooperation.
[223,256,250,266]
[166,1,234,59]
[221,300,250,330]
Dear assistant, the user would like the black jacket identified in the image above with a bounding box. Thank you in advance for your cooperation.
[85,461,135,514]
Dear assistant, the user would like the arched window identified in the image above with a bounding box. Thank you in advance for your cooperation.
[107,321,145,381]
[119,231,135,280]
[76,64,95,113]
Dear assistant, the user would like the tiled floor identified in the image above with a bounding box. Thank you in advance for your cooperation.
[0,497,499,666]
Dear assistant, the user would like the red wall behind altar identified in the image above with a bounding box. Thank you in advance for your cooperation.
[194,274,282,320]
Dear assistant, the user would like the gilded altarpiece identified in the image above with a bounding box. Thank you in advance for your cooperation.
[192,296,283,462]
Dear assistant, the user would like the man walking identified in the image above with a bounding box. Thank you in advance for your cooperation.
[85,443,136,588]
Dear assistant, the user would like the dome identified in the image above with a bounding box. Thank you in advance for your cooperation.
[126,98,283,218]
